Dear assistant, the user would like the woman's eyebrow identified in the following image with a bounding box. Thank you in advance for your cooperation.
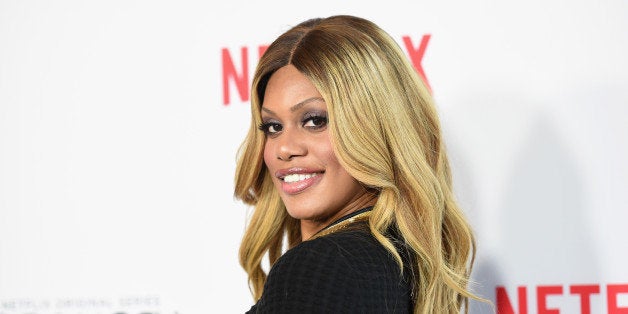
[290,97,324,112]
[261,97,325,115]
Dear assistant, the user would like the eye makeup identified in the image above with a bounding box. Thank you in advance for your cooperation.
[258,110,328,136]
[258,119,282,135]
[301,111,328,130]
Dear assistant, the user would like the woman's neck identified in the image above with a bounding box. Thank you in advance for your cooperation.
[300,192,377,241]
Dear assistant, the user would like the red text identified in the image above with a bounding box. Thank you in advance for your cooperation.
[221,35,431,105]
[496,284,628,314]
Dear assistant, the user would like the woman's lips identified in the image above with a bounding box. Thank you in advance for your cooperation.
[275,168,324,195]
[280,173,323,194]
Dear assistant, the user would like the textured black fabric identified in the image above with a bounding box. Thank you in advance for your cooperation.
[246,221,413,313]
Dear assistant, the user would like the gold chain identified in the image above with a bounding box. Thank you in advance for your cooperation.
[308,211,371,241]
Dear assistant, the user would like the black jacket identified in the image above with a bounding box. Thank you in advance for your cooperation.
[247,210,414,313]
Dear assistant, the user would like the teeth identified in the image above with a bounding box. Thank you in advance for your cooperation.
[283,173,318,183]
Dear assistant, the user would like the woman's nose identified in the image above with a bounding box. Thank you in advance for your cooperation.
[276,129,307,161]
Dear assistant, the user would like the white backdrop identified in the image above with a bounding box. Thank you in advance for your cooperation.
[1,1,627,313]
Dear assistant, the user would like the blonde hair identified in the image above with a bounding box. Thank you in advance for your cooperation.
[235,15,478,313]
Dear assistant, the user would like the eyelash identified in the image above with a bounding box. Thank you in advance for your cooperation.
[258,114,328,136]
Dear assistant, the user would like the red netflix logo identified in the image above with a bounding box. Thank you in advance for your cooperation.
[221,34,431,106]
[496,284,628,314]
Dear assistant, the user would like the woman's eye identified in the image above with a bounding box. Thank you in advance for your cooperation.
[303,116,328,129]
[258,122,283,135]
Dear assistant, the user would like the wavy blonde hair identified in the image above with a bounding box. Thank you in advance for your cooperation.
[235,15,478,313]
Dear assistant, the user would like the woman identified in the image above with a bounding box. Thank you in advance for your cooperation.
[235,15,478,313]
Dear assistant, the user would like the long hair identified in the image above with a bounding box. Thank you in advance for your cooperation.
[235,15,478,313]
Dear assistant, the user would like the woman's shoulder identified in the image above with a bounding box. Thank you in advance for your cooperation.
[288,225,394,266]
[250,225,412,313]
[280,223,410,274]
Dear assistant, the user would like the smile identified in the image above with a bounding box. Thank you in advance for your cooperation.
[283,173,319,183]
[277,170,324,195]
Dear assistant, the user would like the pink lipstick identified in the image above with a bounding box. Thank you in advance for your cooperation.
[276,168,324,195]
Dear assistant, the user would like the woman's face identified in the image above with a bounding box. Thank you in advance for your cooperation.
[261,65,373,237]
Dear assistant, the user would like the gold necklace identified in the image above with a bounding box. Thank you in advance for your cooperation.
[308,211,371,241]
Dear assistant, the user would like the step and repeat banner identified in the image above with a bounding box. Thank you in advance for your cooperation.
[1,1,627,313]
